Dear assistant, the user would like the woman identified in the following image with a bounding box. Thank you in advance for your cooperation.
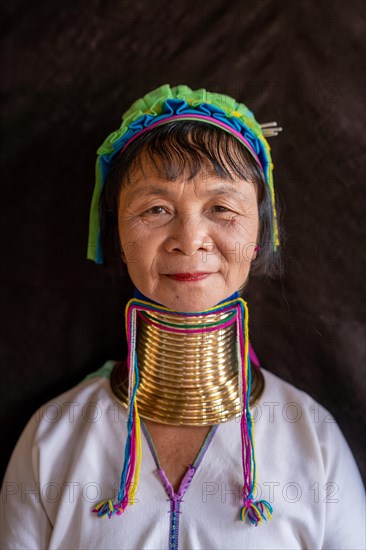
[1,84,365,549]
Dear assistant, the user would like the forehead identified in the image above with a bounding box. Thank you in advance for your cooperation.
[118,165,257,210]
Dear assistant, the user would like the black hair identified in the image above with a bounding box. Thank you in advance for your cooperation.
[99,121,283,281]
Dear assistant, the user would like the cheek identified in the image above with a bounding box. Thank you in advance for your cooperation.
[123,242,143,266]
[119,219,145,262]
[217,215,259,263]
[119,221,160,271]
[123,243,152,291]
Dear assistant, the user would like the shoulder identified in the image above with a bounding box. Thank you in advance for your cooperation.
[258,368,366,548]
[6,361,120,465]
[40,360,116,420]
[258,368,363,488]
[259,367,344,443]
[0,361,124,549]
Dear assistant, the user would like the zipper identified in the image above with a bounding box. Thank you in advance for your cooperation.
[141,422,218,550]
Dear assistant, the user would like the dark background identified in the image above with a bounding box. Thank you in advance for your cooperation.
[1,0,365,483]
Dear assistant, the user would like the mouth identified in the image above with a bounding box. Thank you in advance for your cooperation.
[164,273,212,282]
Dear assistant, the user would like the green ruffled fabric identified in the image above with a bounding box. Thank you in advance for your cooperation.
[97,84,263,157]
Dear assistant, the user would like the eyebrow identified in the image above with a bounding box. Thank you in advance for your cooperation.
[127,183,250,202]
[210,185,249,199]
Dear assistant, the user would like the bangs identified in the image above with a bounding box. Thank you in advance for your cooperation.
[121,121,266,200]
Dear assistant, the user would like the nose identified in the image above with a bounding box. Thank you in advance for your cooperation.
[163,214,211,256]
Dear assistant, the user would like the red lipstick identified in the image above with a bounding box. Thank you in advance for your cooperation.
[166,273,211,282]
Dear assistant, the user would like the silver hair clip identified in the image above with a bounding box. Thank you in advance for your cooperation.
[260,122,283,137]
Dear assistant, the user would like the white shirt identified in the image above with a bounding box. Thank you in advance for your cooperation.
[1,360,365,550]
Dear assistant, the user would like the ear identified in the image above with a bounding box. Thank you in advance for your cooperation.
[121,248,127,263]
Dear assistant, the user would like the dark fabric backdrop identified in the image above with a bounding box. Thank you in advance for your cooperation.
[1,0,365,484]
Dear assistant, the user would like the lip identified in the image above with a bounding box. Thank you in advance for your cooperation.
[165,273,212,282]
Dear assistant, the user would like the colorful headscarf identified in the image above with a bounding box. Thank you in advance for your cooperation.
[86,84,280,264]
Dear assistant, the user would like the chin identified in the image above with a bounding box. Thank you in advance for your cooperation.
[156,293,225,313]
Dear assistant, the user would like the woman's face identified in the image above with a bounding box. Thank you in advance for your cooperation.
[118,155,259,312]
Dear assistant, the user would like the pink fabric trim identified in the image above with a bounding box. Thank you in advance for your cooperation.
[249,342,260,368]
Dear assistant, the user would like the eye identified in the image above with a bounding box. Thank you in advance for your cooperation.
[212,205,230,213]
[210,204,239,222]
[144,205,169,215]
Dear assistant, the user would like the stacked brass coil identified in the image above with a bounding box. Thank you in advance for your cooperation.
[111,308,263,426]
